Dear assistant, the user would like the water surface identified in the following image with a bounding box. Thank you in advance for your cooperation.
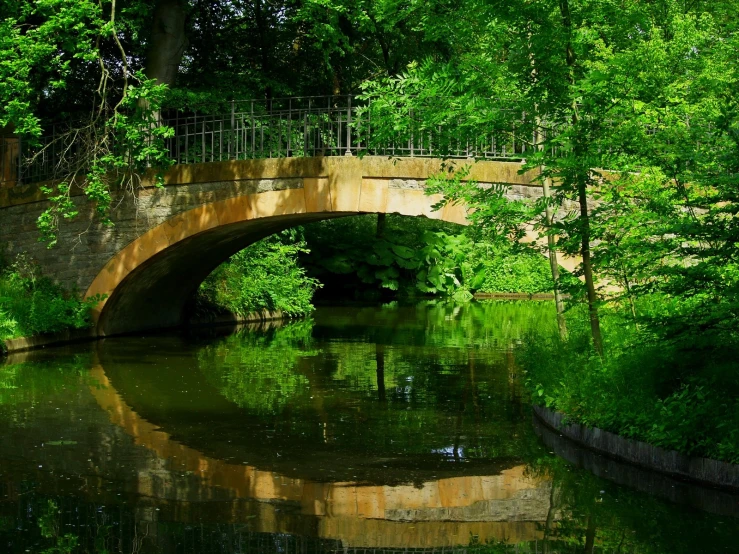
[0,301,736,553]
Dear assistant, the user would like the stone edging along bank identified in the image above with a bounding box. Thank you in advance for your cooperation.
[1,327,98,354]
[533,405,739,491]
[1,310,287,354]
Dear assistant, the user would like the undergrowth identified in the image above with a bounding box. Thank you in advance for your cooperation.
[0,254,96,349]
[301,214,557,298]
[519,301,739,463]
[195,230,321,319]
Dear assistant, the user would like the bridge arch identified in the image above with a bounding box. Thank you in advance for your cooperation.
[86,174,469,334]
[84,156,547,336]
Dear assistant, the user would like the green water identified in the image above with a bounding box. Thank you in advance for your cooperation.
[0,301,736,553]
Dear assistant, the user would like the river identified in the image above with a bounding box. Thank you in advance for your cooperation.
[0,301,736,553]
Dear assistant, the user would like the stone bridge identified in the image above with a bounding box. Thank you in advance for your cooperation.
[0,155,572,336]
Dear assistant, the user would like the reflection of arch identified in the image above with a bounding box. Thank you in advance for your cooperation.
[89,363,553,548]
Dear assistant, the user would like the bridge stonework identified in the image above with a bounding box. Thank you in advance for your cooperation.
[0,156,550,336]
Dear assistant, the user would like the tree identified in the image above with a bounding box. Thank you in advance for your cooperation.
[360,0,739,351]
[0,1,173,245]
[1,0,447,244]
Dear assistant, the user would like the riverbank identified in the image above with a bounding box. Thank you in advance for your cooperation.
[0,256,97,354]
[473,292,560,300]
[533,405,739,491]
[1,308,292,354]
[519,304,739,465]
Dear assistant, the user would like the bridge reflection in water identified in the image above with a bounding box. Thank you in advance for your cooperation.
[88,364,552,550]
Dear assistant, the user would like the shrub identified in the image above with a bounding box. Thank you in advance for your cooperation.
[196,231,321,318]
[0,254,96,345]
[519,301,739,463]
[301,214,559,297]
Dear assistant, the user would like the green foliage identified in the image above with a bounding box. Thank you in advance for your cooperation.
[197,231,322,319]
[0,0,105,135]
[296,0,457,86]
[0,254,97,345]
[520,301,739,463]
[0,2,174,245]
[468,242,560,294]
[36,73,174,247]
[38,500,78,554]
[0,350,95,407]
[302,214,556,297]
[361,0,739,345]
[198,320,317,414]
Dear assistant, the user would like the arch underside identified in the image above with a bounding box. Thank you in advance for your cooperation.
[89,177,471,335]
[97,212,353,336]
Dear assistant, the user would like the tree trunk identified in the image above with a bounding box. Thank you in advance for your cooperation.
[376,213,387,238]
[543,177,568,338]
[578,178,604,355]
[140,0,187,161]
[621,264,638,323]
[0,123,19,187]
[583,514,597,554]
[559,0,603,355]
[144,0,188,86]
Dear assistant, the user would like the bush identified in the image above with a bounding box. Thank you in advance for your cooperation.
[302,214,558,297]
[519,301,739,463]
[0,254,95,346]
[196,231,321,318]
[464,242,557,294]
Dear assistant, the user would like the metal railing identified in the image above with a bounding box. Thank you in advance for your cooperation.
[0,95,536,187]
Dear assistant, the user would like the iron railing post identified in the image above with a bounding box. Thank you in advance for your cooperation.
[251,101,255,158]
[305,97,311,156]
[327,96,332,155]
[345,96,352,156]
[410,108,414,157]
[200,112,206,163]
[287,98,292,157]
[366,102,371,154]
[175,110,180,163]
[185,113,190,164]
[229,100,235,160]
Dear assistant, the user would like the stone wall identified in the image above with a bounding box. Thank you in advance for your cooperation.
[533,405,739,491]
[0,176,304,293]
[533,414,739,517]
